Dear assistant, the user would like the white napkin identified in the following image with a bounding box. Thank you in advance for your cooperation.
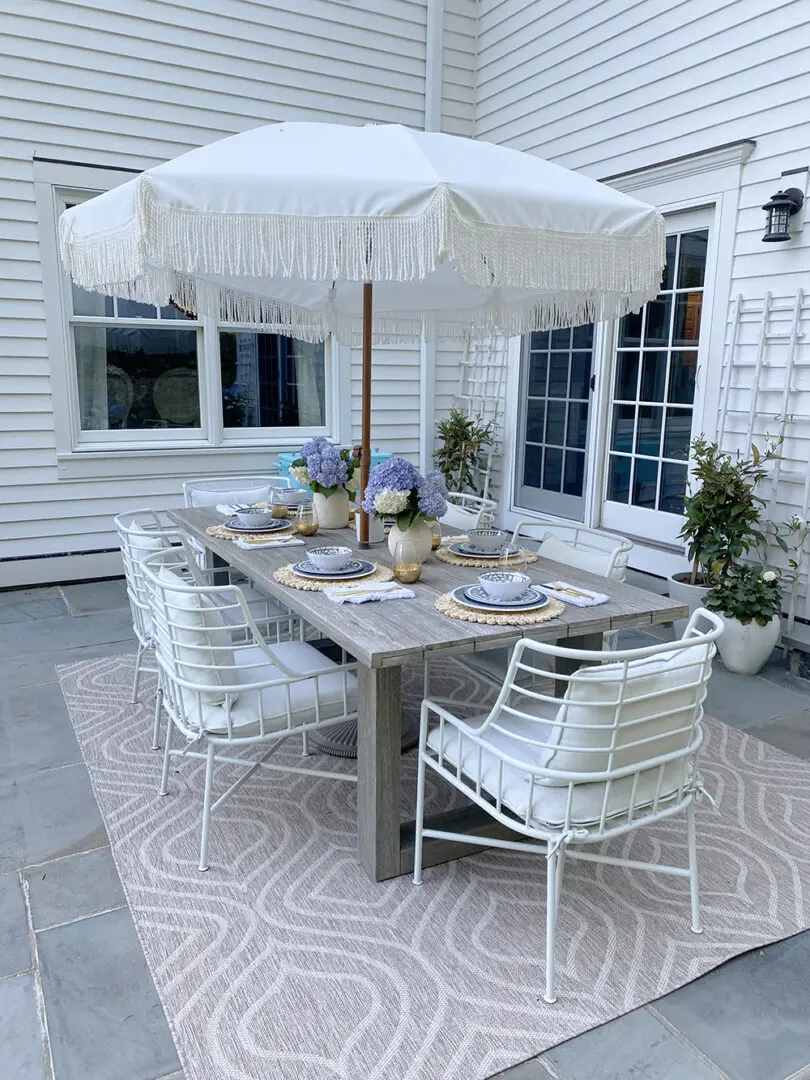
[440,534,469,545]
[232,537,305,550]
[541,580,609,607]
[324,581,415,604]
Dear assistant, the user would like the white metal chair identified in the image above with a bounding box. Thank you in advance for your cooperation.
[413,608,723,1005]
[440,492,498,532]
[115,509,297,750]
[141,546,359,872]
[512,518,632,582]
[182,474,292,508]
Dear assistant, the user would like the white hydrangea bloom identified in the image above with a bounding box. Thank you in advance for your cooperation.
[373,488,409,515]
[762,570,778,582]
[289,464,310,485]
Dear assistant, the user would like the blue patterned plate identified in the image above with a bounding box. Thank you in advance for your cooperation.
[225,517,291,534]
[452,585,549,613]
[449,541,519,559]
[291,559,376,580]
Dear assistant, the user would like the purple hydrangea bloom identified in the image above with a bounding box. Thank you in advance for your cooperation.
[307,444,349,490]
[417,470,448,518]
[361,456,420,514]
[297,436,330,463]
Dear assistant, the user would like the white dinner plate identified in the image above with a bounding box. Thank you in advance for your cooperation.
[451,585,550,613]
[225,517,292,534]
[291,559,377,581]
[449,542,519,559]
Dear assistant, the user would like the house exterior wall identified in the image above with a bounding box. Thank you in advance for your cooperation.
[477,0,810,591]
[0,0,467,584]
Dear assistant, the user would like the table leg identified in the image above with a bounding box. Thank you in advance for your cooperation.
[553,632,604,697]
[357,665,402,881]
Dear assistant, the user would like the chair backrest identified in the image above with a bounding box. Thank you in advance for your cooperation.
[114,509,190,646]
[513,518,632,581]
[477,609,723,825]
[440,492,498,532]
[183,474,290,508]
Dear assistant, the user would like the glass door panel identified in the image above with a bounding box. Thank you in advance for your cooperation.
[516,325,594,519]
[602,213,710,544]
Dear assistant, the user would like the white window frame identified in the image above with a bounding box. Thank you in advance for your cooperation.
[35,161,341,469]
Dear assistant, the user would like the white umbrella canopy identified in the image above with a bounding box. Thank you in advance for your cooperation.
[59,121,665,542]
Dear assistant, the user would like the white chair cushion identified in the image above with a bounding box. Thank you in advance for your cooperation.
[189,484,271,508]
[189,643,358,735]
[125,523,165,639]
[537,533,615,578]
[441,504,482,531]
[156,567,235,704]
[427,720,687,829]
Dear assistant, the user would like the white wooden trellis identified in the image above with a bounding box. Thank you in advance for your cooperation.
[452,334,508,500]
[717,289,810,627]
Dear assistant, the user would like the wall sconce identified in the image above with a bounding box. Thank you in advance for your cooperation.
[762,187,805,242]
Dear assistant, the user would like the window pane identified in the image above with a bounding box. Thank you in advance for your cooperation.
[615,352,639,400]
[550,328,571,349]
[72,284,114,317]
[608,455,631,503]
[668,350,698,404]
[640,351,667,402]
[73,325,199,430]
[677,231,708,289]
[545,400,566,446]
[219,332,325,428]
[566,401,588,448]
[661,462,689,513]
[611,404,635,453]
[618,310,642,348]
[673,293,702,346]
[644,295,672,346]
[528,352,548,395]
[548,353,569,397]
[543,446,563,491]
[523,443,543,487]
[530,330,549,350]
[664,408,692,460]
[572,323,594,349]
[635,405,662,456]
[117,298,158,319]
[563,450,585,496]
[160,302,193,321]
[661,234,677,291]
[570,351,592,398]
[525,399,545,442]
[632,458,659,508]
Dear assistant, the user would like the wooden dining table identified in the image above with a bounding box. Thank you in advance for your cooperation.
[170,508,688,882]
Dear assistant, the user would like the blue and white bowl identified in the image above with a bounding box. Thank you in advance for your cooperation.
[235,506,276,528]
[467,528,509,553]
[308,546,353,573]
[478,570,531,602]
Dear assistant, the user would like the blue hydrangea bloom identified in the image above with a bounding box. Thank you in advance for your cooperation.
[297,436,330,463]
[306,445,349,490]
[417,470,448,518]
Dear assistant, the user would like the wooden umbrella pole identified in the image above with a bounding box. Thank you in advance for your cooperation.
[359,282,373,547]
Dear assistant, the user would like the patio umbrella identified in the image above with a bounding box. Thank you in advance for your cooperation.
[59,121,665,542]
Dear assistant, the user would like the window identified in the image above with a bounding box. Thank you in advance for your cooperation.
[47,184,332,453]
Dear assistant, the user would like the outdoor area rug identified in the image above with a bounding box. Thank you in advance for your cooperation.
[58,653,810,1080]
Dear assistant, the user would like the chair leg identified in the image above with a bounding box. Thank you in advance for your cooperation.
[301,730,310,757]
[687,801,702,934]
[130,644,145,704]
[199,741,216,873]
[544,850,559,1004]
[159,714,174,796]
[412,737,428,887]
[151,687,163,751]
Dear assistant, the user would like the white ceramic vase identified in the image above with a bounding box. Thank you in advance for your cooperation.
[667,572,709,639]
[387,518,433,562]
[716,613,780,675]
[312,488,350,529]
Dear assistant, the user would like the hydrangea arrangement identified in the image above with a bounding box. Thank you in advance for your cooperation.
[361,456,448,527]
[290,437,360,496]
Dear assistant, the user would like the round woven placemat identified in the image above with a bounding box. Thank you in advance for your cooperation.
[274,563,394,592]
[434,546,538,569]
[206,522,295,542]
[435,592,565,625]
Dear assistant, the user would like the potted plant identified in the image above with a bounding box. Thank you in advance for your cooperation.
[289,437,360,528]
[362,457,448,561]
[433,408,496,495]
[670,436,778,630]
[704,564,782,674]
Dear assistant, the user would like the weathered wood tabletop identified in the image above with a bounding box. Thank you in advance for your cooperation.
[170,508,687,881]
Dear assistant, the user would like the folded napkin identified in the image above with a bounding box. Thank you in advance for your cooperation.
[440,534,469,545]
[233,537,305,550]
[541,580,609,607]
[324,581,415,604]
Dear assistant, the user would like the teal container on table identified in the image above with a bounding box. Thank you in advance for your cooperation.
[276,449,392,490]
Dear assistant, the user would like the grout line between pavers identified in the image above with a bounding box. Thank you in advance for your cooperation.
[35,901,129,935]
[19,871,56,1080]
[646,1003,733,1079]
[0,965,34,983]
[20,841,112,874]
[782,1065,810,1080]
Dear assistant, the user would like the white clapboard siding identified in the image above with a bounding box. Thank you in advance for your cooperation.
[442,0,476,136]
[350,344,423,463]
[0,0,442,581]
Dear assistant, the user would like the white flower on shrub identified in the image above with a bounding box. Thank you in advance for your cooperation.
[762,570,778,582]
[373,487,410,515]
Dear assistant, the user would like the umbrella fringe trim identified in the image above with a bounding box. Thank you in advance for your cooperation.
[60,178,665,300]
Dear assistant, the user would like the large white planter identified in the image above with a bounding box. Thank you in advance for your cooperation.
[716,613,780,675]
[312,489,350,529]
[668,572,709,639]
[388,519,433,562]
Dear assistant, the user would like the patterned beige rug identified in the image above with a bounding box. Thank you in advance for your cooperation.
[57,654,810,1080]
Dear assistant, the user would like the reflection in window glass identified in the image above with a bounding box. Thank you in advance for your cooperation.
[608,454,631,503]
[632,458,659,508]
[661,462,689,513]
[673,293,702,345]
[74,326,199,430]
[615,352,639,400]
[543,446,564,491]
[523,443,543,488]
[219,332,325,428]
[677,232,708,288]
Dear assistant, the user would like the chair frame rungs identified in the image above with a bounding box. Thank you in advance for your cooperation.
[564,849,691,877]
[421,828,548,856]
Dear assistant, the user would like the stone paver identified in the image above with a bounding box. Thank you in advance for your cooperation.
[0,597,68,624]
[0,870,30,977]
[0,683,82,783]
[0,974,48,1080]
[60,578,129,615]
[24,847,126,931]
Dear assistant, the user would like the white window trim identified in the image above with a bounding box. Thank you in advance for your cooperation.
[500,141,753,574]
[35,160,345,478]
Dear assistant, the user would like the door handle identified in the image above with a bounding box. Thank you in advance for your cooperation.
[589,374,596,391]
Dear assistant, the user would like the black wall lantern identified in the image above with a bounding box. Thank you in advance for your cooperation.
[762,187,804,242]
